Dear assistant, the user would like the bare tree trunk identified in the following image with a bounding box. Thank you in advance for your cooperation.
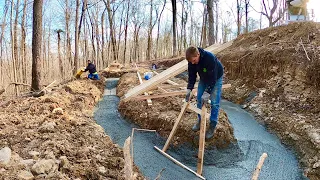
[245,0,249,33]
[133,24,141,62]
[201,5,207,48]
[179,0,184,54]
[123,0,130,64]
[94,9,101,69]
[87,11,96,61]
[47,23,51,80]
[10,0,18,95]
[207,0,214,45]
[21,0,27,84]
[117,6,124,62]
[189,1,194,45]
[0,1,9,86]
[74,0,80,74]
[101,8,106,68]
[103,0,117,62]
[155,0,166,59]
[65,0,72,74]
[78,0,88,66]
[215,0,218,43]
[84,17,89,64]
[14,0,20,86]
[171,0,177,57]
[56,30,64,80]
[147,0,153,60]
[237,0,241,35]
[31,0,43,91]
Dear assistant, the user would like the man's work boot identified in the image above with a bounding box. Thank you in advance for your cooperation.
[205,121,217,139]
[192,120,201,132]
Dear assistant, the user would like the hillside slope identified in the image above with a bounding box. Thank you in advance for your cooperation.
[217,22,320,179]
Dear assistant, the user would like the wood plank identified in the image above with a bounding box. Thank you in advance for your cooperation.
[197,106,207,175]
[133,84,231,100]
[124,60,188,101]
[123,40,233,101]
[153,71,179,85]
[162,102,190,152]
[157,86,168,93]
[133,91,186,100]
[158,84,188,89]
[154,146,206,180]
[188,104,210,118]
[123,137,133,180]
[251,153,268,180]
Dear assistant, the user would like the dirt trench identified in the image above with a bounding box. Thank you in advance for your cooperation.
[0,79,143,179]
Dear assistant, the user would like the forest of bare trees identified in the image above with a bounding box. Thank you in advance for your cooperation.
[0,0,289,95]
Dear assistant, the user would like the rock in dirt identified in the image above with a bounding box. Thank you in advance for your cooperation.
[52,108,63,115]
[31,159,56,175]
[38,122,56,133]
[18,170,34,180]
[0,147,11,165]
[20,159,35,166]
[28,151,40,159]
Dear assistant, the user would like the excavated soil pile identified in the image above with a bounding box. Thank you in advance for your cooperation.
[0,79,143,179]
[217,22,320,179]
[140,56,185,69]
[117,73,236,149]
[101,68,137,78]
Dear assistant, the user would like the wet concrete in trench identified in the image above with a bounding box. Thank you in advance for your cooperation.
[94,79,307,180]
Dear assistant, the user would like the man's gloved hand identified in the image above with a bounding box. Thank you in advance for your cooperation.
[185,89,192,102]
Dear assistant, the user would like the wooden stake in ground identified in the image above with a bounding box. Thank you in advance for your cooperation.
[251,153,268,180]
[135,63,152,106]
[197,105,207,175]
[123,136,133,180]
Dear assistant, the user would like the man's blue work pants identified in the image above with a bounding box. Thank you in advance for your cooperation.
[196,76,223,125]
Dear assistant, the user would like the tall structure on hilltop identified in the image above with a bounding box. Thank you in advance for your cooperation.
[286,0,314,22]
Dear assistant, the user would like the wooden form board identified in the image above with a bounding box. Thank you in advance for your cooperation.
[132,84,231,101]
[123,40,233,101]
[154,146,206,180]
[153,71,179,85]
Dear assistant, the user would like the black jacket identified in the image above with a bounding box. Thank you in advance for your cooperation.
[187,48,223,90]
[85,63,97,74]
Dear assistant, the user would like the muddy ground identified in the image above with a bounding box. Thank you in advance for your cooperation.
[0,79,143,179]
[147,22,320,180]
[116,72,236,149]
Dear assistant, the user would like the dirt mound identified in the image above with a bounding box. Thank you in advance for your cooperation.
[101,67,137,78]
[218,22,320,88]
[117,73,236,149]
[0,79,143,179]
[139,56,185,69]
[218,22,320,179]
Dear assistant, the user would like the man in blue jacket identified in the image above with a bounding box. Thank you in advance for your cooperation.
[185,46,223,139]
[84,60,100,80]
